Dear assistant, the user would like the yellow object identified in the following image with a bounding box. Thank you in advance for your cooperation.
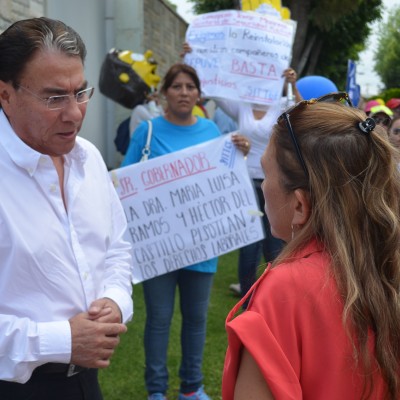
[370,105,393,117]
[281,7,291,19]
[119,72,130,83]
[241,0,290,20]
[192,105,206,118]
[117,49,161,89]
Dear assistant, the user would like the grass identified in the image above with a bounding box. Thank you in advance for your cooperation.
[99,250,243,399]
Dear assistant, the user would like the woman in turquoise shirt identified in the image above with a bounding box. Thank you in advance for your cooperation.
[122,63,249,400]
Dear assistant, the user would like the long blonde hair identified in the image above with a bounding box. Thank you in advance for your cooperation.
[272,102,400,399]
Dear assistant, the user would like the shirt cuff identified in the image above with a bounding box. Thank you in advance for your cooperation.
[37,320,71,363]
[103,287,134,323]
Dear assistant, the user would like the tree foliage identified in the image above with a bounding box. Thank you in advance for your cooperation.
[304,0,382,88]
[187,0,382,88]
[165,0,177,12]
[374,6,400,89]
[188,0,238,13]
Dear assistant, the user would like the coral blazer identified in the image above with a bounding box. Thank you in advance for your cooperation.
[223,240,386,400]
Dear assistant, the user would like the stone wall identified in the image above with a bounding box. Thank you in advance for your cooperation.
[0,0,188,84]
[0,0,44,32]
[143,0,188,79]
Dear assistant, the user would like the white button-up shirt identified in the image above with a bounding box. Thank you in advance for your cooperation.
[0,110,133,383]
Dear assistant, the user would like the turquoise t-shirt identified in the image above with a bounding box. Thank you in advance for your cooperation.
[122,116,221,273]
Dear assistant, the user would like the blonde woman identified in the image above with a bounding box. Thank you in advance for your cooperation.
[223,94,400,400]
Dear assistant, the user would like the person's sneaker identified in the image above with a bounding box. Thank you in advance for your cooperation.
[178,385,211,400]
[148,393,167,400]
[229,282,241,297]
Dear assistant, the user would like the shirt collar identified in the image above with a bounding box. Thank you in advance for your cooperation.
[292,238,324,259]
[0,109,88,174]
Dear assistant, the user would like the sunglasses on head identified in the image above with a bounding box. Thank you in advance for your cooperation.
[277,92,353,178]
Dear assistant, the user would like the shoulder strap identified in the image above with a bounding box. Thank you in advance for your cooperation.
[145,120,153,147]
[141,120,153,161]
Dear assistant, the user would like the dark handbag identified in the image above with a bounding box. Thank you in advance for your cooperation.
[114,117,131,155]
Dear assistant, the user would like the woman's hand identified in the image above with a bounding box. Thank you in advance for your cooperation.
[282,68,297,84]
[232,133,251,157]
[180,42,193,58]
[282,68,302,102]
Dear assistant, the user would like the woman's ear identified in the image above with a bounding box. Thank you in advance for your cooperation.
[292,189,311,226]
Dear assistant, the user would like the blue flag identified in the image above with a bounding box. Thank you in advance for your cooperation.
[346,60,360,107]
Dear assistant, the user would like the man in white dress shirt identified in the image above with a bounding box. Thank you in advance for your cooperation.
[0,17,133,399]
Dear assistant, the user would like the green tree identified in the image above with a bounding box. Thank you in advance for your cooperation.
[165,0,178,12]
[374,6,400,89]
[188,0,382,88]
[189,0,239,13]
[308,0,382,88]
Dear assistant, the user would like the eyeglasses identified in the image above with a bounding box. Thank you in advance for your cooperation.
[277,92,353,178]
[17,85,94,110]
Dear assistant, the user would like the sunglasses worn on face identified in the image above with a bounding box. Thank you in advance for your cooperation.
[373,116,391,127]
[277,92,353,178]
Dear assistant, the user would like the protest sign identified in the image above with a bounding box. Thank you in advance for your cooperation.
[110,134,265,284]
[184,10,295,105]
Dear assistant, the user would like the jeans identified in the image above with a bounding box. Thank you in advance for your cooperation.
[142,269,214,395]
[239,179,284,307]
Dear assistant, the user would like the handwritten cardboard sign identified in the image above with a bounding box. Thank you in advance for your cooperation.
[110,134,265,283]
[184,10,295,105]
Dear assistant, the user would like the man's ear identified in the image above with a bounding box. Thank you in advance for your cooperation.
[0,80,12,112]
[292,189,311,227]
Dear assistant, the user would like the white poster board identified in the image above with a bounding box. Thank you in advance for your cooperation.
[110,134,265,284]
[184,10,295,105]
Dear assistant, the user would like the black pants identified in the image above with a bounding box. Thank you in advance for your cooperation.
[0,369,103,400]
